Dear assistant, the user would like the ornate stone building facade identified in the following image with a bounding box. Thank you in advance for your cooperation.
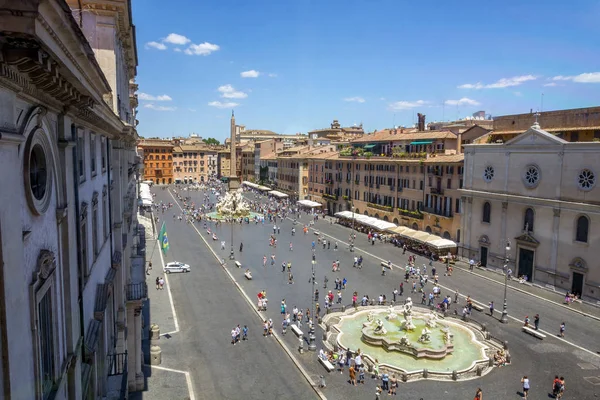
[0,1,144,399]
[461,123,600,299]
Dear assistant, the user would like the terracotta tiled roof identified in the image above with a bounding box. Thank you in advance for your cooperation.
[261,153,278,160]
[351,129,456,143]
[138,140,174,148]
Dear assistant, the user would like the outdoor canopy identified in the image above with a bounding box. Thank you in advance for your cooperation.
[363,144,377,149]
[410,140,433,145]
[268,190,289,198]
[257,185,272,191]
[297,199,322,208]
[242,181,260,189]
[334,211,397,231]
[385,225,457,250]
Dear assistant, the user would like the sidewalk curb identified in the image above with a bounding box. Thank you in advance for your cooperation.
[169,190,327,400]
[309,220,600,323]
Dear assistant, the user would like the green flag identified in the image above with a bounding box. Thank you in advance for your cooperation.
[158,221,169,254]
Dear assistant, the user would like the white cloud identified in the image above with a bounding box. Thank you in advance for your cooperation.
[543,82,558,87]
[458,75,537,89]
[146,41,167,50]
[138,93,172,101]
[268,73,278,78]
[513,91,523,97]
[444,97,480,106]
[379,97,386,101]
[208,101,239,109]
[343,97,366,103]
[188,108,197,112]
[241,70,260,78]
[218,84,247,99]
[143,103,176,111]
[552,72,600,83]
[388,100,428,110]
[184,42,220,56]
[174,48,182,53]
[163,33,191,45]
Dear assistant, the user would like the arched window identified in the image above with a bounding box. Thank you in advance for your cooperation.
[524,208,534,232]
[482,202,491,223]
[575,215,589,243]
[425,226,432,234]
[412,222,419,230]
[443,231,451,239]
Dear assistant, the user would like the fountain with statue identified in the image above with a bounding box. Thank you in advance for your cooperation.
[207,188,261,221]
[322,298,506,381]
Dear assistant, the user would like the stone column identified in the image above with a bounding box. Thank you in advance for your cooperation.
[134,307,144,389]
[550,208,561,284]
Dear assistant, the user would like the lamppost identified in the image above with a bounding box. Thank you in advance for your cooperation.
[350,155,356,251]
[228,195,239,260]
[308,259,317,351]
[500,240,511,323]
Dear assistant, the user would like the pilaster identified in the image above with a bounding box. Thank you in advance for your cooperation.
[550,208,561,281]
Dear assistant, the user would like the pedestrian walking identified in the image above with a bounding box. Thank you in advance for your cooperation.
[399,282,404,296]
[489,301,494,316]
[349,365,356,385]
[521,375,530,399]
[242,325,248,341]
[159,277,165,290]
[389,374,397,395]
[474,388,483,400]
[381,371,389,391]
[559,322,565,337]
[358,364,365,384]
[155,277,160,290]
[239,242,243,252]
[393,288,398,303]
[534,314,540,330]
[221,240,226,250]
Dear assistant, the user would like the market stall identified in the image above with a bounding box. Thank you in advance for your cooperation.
[297,199,322,208]
[334,211,397,232]
[242,181,260,189]
[257,185,272,192]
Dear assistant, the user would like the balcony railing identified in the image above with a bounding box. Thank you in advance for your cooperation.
[423,206,453,218]
[430,187,444,195]
[106,352,128,399]
[398,209,424,220]
[367,203,393,212]
[126,282,148,301]
[323,193,338,201]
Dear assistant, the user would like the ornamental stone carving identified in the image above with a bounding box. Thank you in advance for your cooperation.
[37,250,56,281]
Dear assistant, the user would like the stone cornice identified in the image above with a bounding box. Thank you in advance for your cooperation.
[459,188,600,213]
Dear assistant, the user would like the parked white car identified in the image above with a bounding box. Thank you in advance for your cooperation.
[164,261,191,274]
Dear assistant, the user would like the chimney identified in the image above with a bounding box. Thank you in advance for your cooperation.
[457,133,463,154]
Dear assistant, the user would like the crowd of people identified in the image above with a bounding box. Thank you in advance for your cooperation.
[148,180,571,399]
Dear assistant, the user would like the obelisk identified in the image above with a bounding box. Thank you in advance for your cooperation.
[228,110,240,190]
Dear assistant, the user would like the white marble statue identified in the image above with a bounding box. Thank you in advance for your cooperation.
[399,335,411,347]
[426,312,438,328]
[404,297,413,309]
[367,311,375,323]
[401,313,416,331]
[373,319,387,335]
[216,189,250,218]
[418,327,432,343]
[385,305,398,320]
[441,326,452,343]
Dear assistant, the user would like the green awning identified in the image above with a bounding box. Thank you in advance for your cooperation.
[410,140,433,145]
[364,144,377,149]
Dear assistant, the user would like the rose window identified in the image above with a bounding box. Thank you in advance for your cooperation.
[483,166,494,182]
[523,165,540,188]
[578,169,596,191]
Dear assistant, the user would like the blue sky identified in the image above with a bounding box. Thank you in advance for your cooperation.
[133,0,600,141]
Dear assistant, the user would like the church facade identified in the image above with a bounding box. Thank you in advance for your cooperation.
[460,123,600,299]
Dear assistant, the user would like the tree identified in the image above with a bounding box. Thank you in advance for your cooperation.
[203,137,220,145]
